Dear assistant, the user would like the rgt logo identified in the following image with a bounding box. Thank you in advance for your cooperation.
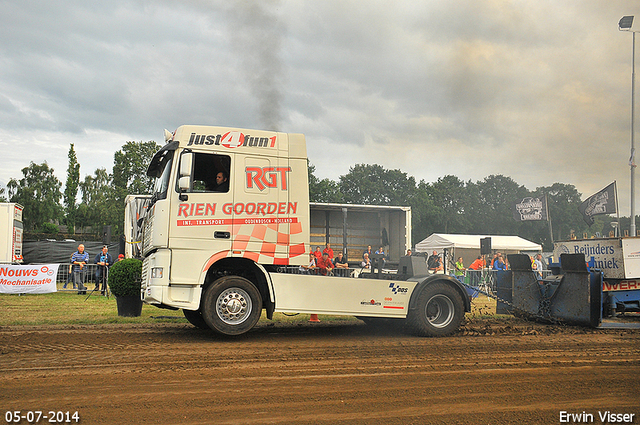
[389,283,409,295]
[246,167,292,191]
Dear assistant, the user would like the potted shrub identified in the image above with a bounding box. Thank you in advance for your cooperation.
[108,258,143,317]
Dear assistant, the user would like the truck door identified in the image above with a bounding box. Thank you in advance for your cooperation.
[169,150,234,284]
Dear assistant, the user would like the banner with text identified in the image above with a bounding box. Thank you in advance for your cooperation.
[0,264,59,294]
[578,182,618,226]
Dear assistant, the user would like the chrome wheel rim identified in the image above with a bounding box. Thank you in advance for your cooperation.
[216,287,252,325]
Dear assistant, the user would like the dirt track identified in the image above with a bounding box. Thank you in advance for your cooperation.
[1,318,639,425]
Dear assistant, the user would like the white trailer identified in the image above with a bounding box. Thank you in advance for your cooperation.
[0,203,24,264]
[309,202,411,265]
[134,126,469,336]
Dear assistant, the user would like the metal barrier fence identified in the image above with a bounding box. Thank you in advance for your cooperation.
[282,265,360,277]
[55,264,108,290]
[279,265,553,294]
[454,269,553,293]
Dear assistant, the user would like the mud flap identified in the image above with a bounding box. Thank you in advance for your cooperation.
[506,253,601,327]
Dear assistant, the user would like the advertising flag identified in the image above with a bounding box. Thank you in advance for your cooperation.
[578,182,618,226]
[513,196,548,221]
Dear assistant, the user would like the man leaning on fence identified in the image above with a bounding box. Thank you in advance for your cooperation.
[71,244,89,295]
[95,245,113,295]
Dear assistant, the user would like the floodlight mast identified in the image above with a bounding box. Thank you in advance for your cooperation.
[619,15,637,237]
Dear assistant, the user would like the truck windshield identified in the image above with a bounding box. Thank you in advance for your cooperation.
[149,150,174,203]
[147,141,178,204]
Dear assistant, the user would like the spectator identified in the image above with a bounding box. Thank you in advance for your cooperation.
[313,246,323,262]
[493,255,507,271]
[468,255,484,270]
[363,245,373,260]
[323,243,334,260]
[427,251,443,273]
[406,249,412,256]
[117,254,125,262]
[316,252,334,276]
[299,252,317,274]
[454,257,465,281]
[375,246,387,267]
[62,254,75,289]
[71,244,89,295]
[94,245,113,294]
[334,251,349,269]
[534,253,544,279]
[468,255,484,286]
[361,253,371,269]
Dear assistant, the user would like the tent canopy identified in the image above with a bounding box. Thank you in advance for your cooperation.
[415,233,542,253]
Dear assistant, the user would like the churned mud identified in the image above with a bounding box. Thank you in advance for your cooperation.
[1,318,638,425]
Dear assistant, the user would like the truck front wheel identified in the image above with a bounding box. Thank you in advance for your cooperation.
[408,282,464,337]
[201,276,262,336]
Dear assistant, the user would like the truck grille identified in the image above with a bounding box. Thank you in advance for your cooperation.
[142,218,153,254]
[141,256,150,291]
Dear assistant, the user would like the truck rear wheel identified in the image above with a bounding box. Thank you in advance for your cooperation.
[407,282,464,337]
[183,308,209,330]
[201,276,262,336]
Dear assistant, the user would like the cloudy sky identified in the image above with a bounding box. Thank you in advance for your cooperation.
[1,0,639,217]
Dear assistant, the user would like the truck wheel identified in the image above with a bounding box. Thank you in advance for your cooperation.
[201,276,262,336]
[408,282,464,337]
[182,309,209,330]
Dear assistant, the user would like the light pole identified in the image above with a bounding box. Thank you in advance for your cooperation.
[620,15,637,237]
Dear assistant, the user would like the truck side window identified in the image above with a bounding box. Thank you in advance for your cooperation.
[187,153,231,193]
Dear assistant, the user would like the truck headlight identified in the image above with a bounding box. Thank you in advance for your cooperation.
[151,267,164,279]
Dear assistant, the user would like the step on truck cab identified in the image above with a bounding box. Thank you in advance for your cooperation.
[136,125,470,336]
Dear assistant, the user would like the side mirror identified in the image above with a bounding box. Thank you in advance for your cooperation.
[178,153,193,201]
[180,152,193,177]
[179,176,191,191]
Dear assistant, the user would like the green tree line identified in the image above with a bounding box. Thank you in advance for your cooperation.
[0,141,624,250]
[309,162,627,250]
[3,141,160,237]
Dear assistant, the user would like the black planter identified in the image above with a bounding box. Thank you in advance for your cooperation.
[115,295,143,317]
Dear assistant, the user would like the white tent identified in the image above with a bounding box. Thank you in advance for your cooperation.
[414,233,542,271]
[415,233,542,253]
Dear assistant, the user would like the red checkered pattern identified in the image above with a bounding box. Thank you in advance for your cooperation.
[231,221,306,266]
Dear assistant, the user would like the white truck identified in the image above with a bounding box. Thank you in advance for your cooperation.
[134,125,470,336]
[0,203,24,264]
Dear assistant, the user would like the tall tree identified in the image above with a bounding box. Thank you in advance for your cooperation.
[469,174,530,235]
[112,141,160,198]
[110,141,160,235]
[535,183,585,242]
[7,162,62,232]
[63,143,80,231]
[411,181,439,245]
[77,168,114,233]
[339,164,418,206]
[308,162,343,203]
[424,175,470,234]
